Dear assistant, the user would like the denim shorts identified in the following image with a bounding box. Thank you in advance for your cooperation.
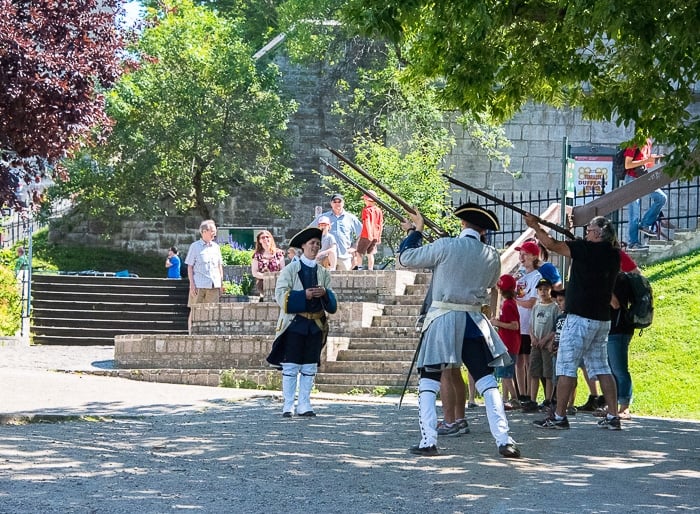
[556,314,612,378]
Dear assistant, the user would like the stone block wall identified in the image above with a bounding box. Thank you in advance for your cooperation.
[115,269,410,371]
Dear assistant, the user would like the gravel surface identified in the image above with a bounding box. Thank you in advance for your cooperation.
[1,344,698,513]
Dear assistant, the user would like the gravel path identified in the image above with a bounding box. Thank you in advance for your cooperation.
[1,344,698,513]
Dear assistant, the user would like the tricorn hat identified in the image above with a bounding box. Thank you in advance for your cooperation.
[454,202,500,231]
[289,227,322,248]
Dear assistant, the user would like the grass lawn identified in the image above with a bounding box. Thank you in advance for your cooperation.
[561,249,700,420]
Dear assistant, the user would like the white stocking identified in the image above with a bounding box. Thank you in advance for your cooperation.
[476,374,512,447]
[281,363,300,414]
[297,363,317,414]
[418,378,441,448]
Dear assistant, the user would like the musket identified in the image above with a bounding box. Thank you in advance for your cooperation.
[444,174,577,240]
[326,145,450,239]
[320,158,439,242]
[398,277,433,409]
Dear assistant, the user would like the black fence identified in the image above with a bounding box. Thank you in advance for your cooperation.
[456,178,700,249]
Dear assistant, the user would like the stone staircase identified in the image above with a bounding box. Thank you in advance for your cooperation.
[31,274,189,345]
[314,273,429,394]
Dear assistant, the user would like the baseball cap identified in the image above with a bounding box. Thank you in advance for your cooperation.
[362,190,378,201]
[318,216,331,226]
[515,241,540,256]
[496,274,516,291]
[536,278,552,289]
[330,193,344,201]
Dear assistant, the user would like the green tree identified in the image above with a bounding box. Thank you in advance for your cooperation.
[58,0,297,220]
[341,0,700,177]
[0,0,127,209]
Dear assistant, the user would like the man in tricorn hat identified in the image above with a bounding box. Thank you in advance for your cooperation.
[267,227,338,417]
[398,203,520,458]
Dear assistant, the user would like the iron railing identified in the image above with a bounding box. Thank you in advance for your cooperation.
[455,178,700,249]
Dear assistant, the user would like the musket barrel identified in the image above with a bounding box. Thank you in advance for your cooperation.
[325,146,449,238]
[320,158,438,242]
[444,174,576,240]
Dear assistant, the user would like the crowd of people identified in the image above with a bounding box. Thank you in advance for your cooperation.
[176,178,645,461]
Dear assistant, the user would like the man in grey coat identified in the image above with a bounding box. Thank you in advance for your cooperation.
[399,203,520,458]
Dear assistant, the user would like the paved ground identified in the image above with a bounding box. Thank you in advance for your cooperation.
[0,343,698,513]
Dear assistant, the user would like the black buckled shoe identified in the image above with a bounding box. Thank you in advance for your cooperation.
[409,444,438,457]
[498,443,521,459]
[282,412,292,418]
[297,411,316,417]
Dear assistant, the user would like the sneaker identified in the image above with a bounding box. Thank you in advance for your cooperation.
[522,400,540,413]
[660,219,676,229]
[534,415,570,429]
[596,395,607,408]
[456,419,470,434]
[576,395,598,412]
[592,407,608,417]
[297,410,316,417]
[467,402,479,409]
[539,400,554,413]
[627,242,649,250]
[566,406,577,416]
[437,422,461,437]
[504,400,521,411]
[498,443,521,459]
[282,411,292,418]
[597,415,622,430]
[640,226,657,237]
[409,444,439,456]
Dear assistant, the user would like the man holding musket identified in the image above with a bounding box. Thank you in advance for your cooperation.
[398,203,520,458]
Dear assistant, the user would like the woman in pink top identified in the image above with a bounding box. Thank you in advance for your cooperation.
[251,230,285,298]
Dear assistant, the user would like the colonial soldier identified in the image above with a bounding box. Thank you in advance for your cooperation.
[399,203,520,458]
[266,227,338,417]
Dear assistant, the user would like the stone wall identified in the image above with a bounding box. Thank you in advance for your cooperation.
[47,51,700,253]
[114,270,412,371]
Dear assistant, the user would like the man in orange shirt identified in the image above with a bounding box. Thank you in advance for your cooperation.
[353,190,384,270]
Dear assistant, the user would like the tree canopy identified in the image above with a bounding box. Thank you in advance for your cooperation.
[341,0,700,177]
[58,0,297,220]
[0,0,126,209]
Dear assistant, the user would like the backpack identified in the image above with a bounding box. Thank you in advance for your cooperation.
[624,272,654,331]
[613,148,627,181]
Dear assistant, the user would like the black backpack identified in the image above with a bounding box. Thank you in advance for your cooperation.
[624,272,654,331]
[613,148,627,181]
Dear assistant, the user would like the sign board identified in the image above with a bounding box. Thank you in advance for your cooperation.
[217,227,267,249]
[568,146,617,207]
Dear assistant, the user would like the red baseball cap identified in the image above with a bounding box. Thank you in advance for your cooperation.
[514,241,540,256]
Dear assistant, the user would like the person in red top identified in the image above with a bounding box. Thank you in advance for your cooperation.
[623,137,665,249]
[491,274,521,410]
[353,190,384,270]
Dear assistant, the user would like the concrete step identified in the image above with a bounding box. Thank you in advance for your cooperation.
[32,318,187,330]
[391,296,424,306]
[32,309,188,322]
[315,372,414,388]
[381,304,422,317]
[313,381,417,394]
[371,315,417,328]
[322,360,411,374]
[337,326,421,338]
[335,349,415,361]
[348,338,419,351]
[404,284,429,296]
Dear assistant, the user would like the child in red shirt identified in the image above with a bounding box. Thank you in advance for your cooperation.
[491,274,521,409]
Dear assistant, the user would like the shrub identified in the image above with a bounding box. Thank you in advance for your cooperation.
[223,273,255,296]
[0,265,22,336]
[220,244,254,266]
